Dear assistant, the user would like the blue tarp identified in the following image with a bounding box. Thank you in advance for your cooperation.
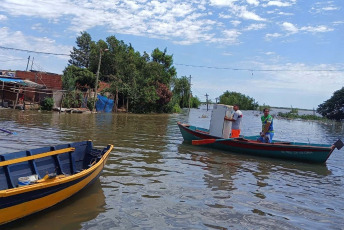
[0,77,25,84]
[95,94,114,112]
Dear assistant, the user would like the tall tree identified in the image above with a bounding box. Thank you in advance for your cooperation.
[317,87,344,120]
[151,48,176,85]
[172,76,191,108]
[62,65,95,91]
[69,31,93,68]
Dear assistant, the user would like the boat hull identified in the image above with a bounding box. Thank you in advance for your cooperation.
[178,122,334,163]
[0,141,113,225]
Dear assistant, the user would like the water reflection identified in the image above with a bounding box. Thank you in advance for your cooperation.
[2,180,106,230]
[1,107,343,229]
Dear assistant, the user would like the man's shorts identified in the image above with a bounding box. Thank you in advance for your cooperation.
[231,129,241,138]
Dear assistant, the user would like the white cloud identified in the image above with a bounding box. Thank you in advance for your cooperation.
[244,23,266,31]
[265,32,282,39]
[300,25,333,33]
[243,61,344,95]
[246,0,259,6]
[231,20,241,26]
[0,27,70,58]
[214,29,241,44]
[310,2,340,14]
[31,23,46,33]
[209,0,237,7]
[322,6,339,11]
[266,1,292,7]
[239,9,266,21]
[222,51,233,56]
[0,14,7,21]
[0,0,338,48]
[281,22,298,33]
[281,22,334,34]
[333,21,344,25]
[219,13,231,19]
[265,52,275,55]
[278,11,293,16]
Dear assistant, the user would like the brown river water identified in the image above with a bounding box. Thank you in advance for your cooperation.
[1,106,344,230]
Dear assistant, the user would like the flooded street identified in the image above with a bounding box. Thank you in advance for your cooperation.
[1,106,344,229]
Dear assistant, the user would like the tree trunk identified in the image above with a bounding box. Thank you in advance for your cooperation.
[114,87,118,113]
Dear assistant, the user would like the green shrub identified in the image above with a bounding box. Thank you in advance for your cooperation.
[41,97,54,111]
[172,103,182,113]
[87,97,96,111]
[62,91,83,108]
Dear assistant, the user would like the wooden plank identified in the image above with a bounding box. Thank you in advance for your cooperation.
[0,148,75,167]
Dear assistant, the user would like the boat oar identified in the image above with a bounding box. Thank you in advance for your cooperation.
[333,139,344,150]
[192,139,217,145]
[0,128,17,135]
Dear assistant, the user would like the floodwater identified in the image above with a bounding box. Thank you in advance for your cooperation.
[1,106,344,230]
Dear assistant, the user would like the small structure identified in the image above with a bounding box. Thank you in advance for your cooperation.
[0,70,63,110]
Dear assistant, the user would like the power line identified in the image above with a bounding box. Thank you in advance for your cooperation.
[175,63,344,72]
[1,45,343,72]
[0,58,26,62]
[0,46,69,56]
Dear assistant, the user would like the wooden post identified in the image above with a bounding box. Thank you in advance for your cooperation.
[14,88,19,110]
[59,93,64,113]
[1,81,4,106]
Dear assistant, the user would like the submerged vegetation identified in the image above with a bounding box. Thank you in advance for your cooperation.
[277,108,327,121]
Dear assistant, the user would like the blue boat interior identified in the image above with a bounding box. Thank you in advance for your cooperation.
[0,141,107,190]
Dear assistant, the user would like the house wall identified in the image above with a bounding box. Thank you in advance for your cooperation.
[16,71,62,90]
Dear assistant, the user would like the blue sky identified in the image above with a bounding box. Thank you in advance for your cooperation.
[0,0,343,109]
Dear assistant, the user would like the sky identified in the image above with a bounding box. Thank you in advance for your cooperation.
[0,0,343,109]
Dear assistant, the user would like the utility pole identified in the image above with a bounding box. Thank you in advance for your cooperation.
[93,48,109,112]
[188,75,192,111]
[26,56,30,71]
[30,57,34,71]
[205,93,209,111]
[215,97,219,104]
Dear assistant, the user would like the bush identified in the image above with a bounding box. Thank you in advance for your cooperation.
[172,103,182,113]
[191,96,201,108]
[87,97,96,111]
[41,97,54,111]
[62,91,83,108]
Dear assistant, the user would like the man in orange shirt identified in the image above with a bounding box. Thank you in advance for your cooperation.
[224,104,243,138]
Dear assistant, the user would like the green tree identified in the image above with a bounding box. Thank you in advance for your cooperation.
[67,33,178,113]
[191,96,201,108]
[317,87,344,120]
[62,65,95,91]
[219,91,258,110]
[172,76,191,108]
[151,48,176,85]
[69,31,93,68]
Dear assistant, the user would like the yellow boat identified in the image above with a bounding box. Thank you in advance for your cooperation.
[0,141,113,225]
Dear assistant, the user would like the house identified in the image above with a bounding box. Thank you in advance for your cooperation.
[0,70,63,109]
